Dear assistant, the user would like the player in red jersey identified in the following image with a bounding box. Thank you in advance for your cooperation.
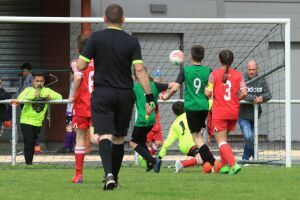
[205,49,247,175]
[71,34,95,183]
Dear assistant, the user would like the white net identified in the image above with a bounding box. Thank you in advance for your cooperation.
[0,18,288,167]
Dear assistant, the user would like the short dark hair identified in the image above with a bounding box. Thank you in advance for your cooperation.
[172,101,185,116]
[191,45,205,62]
[77,34,89,54]
[32,71,45,78]
[105,4,123,23]
[21,63,32,71]
[219,49,234,83]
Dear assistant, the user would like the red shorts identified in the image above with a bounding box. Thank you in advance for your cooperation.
[208,118,237,135]
[147,122,162,142]
[72,115,92,130]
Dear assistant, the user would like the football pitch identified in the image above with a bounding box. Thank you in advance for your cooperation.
[0,165,299,200]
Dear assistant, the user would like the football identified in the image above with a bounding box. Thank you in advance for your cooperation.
[169,50,184,65]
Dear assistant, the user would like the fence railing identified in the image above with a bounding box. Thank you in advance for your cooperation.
[0,99,297,166]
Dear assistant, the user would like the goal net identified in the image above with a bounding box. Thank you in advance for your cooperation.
[0,17,291,168]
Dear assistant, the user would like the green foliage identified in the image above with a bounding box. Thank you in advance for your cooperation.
[0,166,300,199]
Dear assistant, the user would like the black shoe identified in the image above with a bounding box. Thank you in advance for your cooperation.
[146,162,154,172]
[57,147,71,154]
[153,158,162,173]
[103,174,116,190]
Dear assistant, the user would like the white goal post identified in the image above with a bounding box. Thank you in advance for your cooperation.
[0,17,291,167]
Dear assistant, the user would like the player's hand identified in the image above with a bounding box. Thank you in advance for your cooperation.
[161,92,170,100]
[10,99,20,106]
[146,101,156,115]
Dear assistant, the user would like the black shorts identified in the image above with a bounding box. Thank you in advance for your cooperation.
[186,110,208,133]
[92,86,135,137]
[131,126,153,144]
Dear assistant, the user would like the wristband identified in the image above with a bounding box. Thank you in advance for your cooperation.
[145,93,154,103]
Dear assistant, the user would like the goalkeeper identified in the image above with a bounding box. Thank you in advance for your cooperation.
[158,101,203,173]
[10,72,62,165]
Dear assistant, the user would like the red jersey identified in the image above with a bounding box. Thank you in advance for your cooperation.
[209,68,246,120]
[72,60,94,117]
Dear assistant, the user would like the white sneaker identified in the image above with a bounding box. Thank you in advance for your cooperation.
[175,161,183,173]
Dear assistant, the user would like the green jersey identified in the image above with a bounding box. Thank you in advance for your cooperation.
[183,65,211,110]
[133,81,160,127]
[18,87,62,127]
[158,113,196,158]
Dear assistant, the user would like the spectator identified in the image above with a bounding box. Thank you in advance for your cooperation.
[57,69,76,154]
[10,72,62,165]
[0,76,11,123]
[239,60,272,160]
[16,63,33,96]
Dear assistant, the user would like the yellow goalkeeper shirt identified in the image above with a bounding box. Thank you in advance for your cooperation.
[158,113,196,158]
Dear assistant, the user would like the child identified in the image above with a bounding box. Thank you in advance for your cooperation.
[10,72,62,165]
[130,69,172,173]
[205,49,248,174]
[158,101,203,173]
[163,45,221,173]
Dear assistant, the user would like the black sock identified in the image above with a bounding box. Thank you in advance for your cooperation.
[134,144,156,164]
[199,144,215,166]
[99,139,113,177]
[112,143,124,181]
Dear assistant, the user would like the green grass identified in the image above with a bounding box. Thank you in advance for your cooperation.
[0,165,300,200]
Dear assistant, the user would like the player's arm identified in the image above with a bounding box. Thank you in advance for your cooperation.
[77,35,94,71]
[158,124,178,158]
[205,73,214,98]
[162,69,183,100]
[239,76,248,100]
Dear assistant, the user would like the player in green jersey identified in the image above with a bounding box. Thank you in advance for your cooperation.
[130,69,172,173]
[162,45,221,173]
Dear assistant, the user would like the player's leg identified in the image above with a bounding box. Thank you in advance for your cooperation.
[72,128,85,183]
[214,120,241,175]
[112,88,135,187]
[186,110,217,172]
[130,126,158,172]
[176,146,203,173]
[21,123,35,165]
[92,87,116,190]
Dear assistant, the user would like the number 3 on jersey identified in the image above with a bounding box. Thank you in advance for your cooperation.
[88,71,94,93]
[193,78,201,94]
[224,80,231,101]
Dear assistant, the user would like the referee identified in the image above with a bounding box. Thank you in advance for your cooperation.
[77,4,155,190]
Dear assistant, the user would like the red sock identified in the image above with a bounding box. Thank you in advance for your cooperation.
[149,147,156,155]
[74,147,85,176]
[219,151,227,167]
[181,158,198,168]
[219,142,236,167]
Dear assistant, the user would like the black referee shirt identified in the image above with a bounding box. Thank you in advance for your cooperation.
[80,27,142,89]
